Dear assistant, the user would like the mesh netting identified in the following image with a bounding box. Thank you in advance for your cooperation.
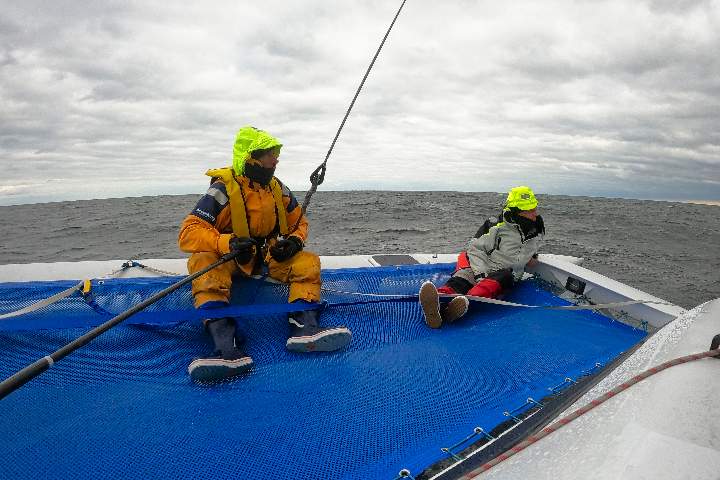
[0,263,645,479]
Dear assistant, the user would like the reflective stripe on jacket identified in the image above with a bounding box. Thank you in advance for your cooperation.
[178,168,308,255]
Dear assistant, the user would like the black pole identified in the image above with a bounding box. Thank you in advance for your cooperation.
[0,251,241,400]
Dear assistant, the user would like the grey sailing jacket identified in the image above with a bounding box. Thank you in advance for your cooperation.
[466,217,544,282]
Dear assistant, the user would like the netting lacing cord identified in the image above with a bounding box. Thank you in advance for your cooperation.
[0,281,87,320]
[0,260,183,321]
[458,294,673,311]
[320,287,415,298]
[459,347,720,478]
[102,260,183,278]
[320,287,674,312]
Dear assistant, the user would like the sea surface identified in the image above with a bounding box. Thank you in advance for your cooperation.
[1,191,718,309]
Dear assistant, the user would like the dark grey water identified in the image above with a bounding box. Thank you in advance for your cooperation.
[1,192,718,309]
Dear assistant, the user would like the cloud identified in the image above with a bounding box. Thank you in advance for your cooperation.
[0,0,718,206]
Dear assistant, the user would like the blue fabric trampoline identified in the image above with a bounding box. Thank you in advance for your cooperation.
[0,263,645,479]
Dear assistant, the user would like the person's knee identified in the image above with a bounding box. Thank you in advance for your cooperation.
[289,283,321,303]
[189,251,234,305]
[486,268,514,290]
[445,267,474,294]
[290,251,321,282]
[467,278,503,298]
[188,251,221,273]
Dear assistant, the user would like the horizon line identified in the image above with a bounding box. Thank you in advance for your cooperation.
[1,191,719,208]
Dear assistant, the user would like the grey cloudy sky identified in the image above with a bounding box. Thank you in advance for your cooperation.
[1,0,719,205]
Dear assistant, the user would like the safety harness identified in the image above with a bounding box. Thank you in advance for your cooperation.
[205,167,289,239]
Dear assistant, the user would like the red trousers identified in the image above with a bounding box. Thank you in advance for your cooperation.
[438,278,503,298]
[437,252,505,299]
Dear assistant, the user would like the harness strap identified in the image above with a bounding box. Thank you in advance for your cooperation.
[206,168,250,238]
[270,179,289,236]
[205,168,288,238]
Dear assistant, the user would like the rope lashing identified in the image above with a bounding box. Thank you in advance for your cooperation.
[0,281,86,320]
[461,347,720,477]
[322,286,674,312]
[105,260,183,278]
[320,287,417,298]
[547,377,578,394]
[503,397,544,423]
[460,294,674,311]
[292,0,409,233]
[580,362,603,376]
[38,259,675,313]
[104,260,138,278]
[441,427,495,461]
[0,260,184,322]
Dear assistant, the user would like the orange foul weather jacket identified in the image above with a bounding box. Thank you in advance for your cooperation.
[178,168,320,307]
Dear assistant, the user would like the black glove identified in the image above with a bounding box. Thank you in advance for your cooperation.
[229,236,256,264]
[270,236,303,262]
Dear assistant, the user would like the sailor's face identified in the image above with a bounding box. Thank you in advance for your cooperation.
[257,151,279,169]
[518,208,537,221]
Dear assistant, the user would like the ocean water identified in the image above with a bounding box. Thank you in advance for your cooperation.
[0,191,718,309]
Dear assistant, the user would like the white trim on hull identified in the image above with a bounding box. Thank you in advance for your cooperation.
[529,256,685,329]
[0,255,436,282]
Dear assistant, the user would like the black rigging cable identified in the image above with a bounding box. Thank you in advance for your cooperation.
[292,0,408,232]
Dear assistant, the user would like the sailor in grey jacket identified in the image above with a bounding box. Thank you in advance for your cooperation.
[419,186,544,328]
[467,209,545,283]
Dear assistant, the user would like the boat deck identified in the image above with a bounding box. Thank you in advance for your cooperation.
[0,261,647,479]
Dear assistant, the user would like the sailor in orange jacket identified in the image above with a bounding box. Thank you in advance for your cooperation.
[178,126,351,382]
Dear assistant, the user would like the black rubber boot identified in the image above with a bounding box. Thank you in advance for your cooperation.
[286,308,352,353]
[188,318,254,382]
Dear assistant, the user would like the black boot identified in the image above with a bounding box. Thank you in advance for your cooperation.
[188,317,254,382]
[286,308,352,353]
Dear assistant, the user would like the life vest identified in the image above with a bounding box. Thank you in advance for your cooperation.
[205,167,289,238]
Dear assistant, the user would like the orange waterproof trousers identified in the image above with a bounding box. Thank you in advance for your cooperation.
[188,250,321,308]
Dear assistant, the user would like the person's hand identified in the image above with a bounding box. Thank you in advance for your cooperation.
[229,236,256,264]
[270,236,303,262]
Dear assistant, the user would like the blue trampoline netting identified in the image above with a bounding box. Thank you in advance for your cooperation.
[0,263,645,479]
